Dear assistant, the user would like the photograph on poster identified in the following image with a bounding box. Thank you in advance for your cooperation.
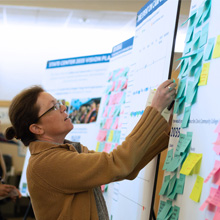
[68,97,101,124]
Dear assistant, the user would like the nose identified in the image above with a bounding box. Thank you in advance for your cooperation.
[60,104,67,112]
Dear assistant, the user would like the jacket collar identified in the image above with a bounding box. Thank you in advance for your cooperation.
[29,140,74,155]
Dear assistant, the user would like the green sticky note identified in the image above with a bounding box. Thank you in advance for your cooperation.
[163,149,173,170]
[181,106,191,128]
[157,200,172,220]
[167,174,177,196]
[164,207,173,220]
[166,154,182,172]
[175,174,186,195]
[199,22,209,48]
[178,96,186,115]
[204,37,215,61]
[170,205,180,220]
[159,175,171,196]
[174,133,186,156]
[158,200,166,215]
[181,10,196,27]
[176,78,187,99]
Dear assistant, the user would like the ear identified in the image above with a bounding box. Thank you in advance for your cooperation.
[29,124,44,135]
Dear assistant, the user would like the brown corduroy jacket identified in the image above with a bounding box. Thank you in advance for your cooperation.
[27,106,170,220]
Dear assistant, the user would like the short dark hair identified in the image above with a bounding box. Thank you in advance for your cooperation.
[5,86,44,146]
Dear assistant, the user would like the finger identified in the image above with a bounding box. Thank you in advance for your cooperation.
[160,79,175,88]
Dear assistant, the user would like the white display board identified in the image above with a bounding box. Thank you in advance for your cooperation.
[102,0,180,219]
[158,0,220,219]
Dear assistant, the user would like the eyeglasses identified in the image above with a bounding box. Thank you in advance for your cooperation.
[37,102,61,121]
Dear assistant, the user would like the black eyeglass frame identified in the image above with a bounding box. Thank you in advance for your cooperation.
[37,102,61,121]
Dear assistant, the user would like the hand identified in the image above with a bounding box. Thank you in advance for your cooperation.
[0,184,16,197]
[151,80,177,113]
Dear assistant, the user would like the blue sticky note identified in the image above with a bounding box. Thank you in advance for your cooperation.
[178,96,186,115]
[204,37,215,61]
[188,51,203,76]
[181,106,191,128]
[194,6,204,27]
[202,0,212,22]
[181,10,197,27]
[184,42,192,55]
[175,174,186,195]
[186,81,196,104]
[178,59,189,79]
[199,23,209,48]
[192,31,201,50]
[176,78,187,99]
[193,66,203,86]
[185,26,194,43]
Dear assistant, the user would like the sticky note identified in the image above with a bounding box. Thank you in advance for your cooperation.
[200,187,217,211]
[97,130,108,142]
[176,78,187,99]
[157,200,172,220]
[199,22,209,48]
[185,26,194,43]
[188,51,203,76]
[214,121,220,133]
[212,35,220,59]
[175,174,186,195]
[202,0,212,22]
[158,200,166,215]
[204,38,215,61]
[198,62,210,86]
[189,175,204,202]
[213,207,220,220]
[181,9,196,27]
[97,142,105,152]
[192,30,201,50]
[107,130,114,142]
[183,42,192,55]
[159,175,171,196]
[178,59,189,79]
[180,153,202,175]
[170,205,180,220]
[167,174,177,196]
[163,149,173,170]
[181,106,191,128]
[103,143,112,153]
[185,81,195,104]
[194,6,204,27]
[209,186,220,207]
[166,154,186,172]
[96,142,100,151]
[204,160,220,183]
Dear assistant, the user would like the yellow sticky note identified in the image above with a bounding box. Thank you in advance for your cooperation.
[190,175,204,202]
[198,62,210,86]
[180,153,202,175]
[212,35,220,59]
[96,142,100,151]
[107,130,114,142]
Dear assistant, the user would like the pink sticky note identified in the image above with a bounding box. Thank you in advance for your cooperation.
[213,144,220,155]
[116,80,122,91]
[204,160,220,183]
[103,106,109,117]
[214,207,220,220]
[109,106,115,117]
[96,130,107,142]
[214,121,220,133]
[213,169,220,185]
[115,92,123,104]
[103,118,113,130]
[110,81,116,92]
[103,143,112,153]
[200,187,218,211]
[209,186,220,207]
[112,117,119,130]
[213,134,220,145]
[121,79,128,90]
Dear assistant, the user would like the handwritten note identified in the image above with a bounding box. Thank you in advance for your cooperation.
[190,175,204,202]
[198,62,210,86]
[212,35,220,59]
[180,153,202,175]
